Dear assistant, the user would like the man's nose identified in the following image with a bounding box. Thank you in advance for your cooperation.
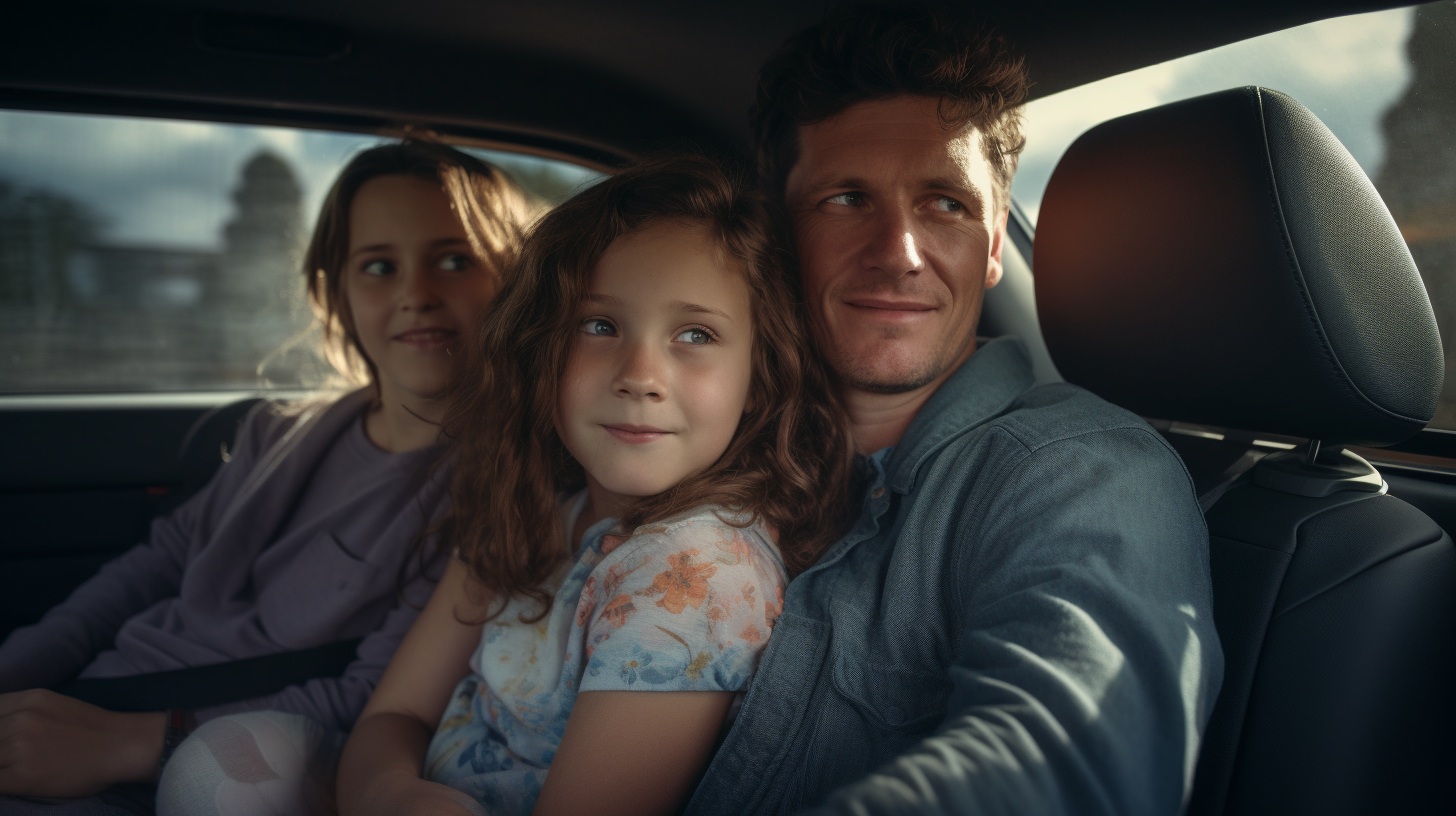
[861,208,924,277]
[612,341,665,400]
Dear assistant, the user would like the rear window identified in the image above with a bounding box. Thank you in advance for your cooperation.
[1012,1,1456,430]
[0,110,604,396]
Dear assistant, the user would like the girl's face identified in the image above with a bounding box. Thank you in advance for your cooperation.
[346,174,496,405]
[558,219,755,512]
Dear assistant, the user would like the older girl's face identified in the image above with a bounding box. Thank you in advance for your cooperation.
[557,220,755,513]
[345,174,495,405]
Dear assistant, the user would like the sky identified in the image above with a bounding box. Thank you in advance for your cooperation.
[1011,5,1417,221]
[0,111,601,252]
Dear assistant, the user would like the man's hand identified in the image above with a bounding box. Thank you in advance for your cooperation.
[0,689,165,798]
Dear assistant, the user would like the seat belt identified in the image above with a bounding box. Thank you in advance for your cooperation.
[53,638,362,712]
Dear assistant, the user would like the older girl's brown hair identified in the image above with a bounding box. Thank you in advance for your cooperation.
[303,139,537,386]
[441,153,856,617]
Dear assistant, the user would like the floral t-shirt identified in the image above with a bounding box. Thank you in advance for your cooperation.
[423,496,787,815]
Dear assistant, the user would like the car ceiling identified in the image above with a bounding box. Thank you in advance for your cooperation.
[0,0,1411,165]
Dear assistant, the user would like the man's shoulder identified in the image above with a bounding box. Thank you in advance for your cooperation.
[922,380,1192,496]
[993,381,1163,451]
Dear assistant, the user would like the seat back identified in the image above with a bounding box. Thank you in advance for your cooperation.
[1034,87,1456,815]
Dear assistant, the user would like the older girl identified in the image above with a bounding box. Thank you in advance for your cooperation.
[337,154,855,816]
[0,140,535,815]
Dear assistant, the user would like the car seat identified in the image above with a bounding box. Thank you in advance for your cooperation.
[1033,86,1456,816]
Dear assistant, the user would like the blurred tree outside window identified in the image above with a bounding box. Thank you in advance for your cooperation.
[0,112,603,396]
[1012,0,1456,429]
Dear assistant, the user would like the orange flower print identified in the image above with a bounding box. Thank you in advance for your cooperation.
[647,550,717,614]
[764,585,783,629]
[601,534,628,555]
[718,531,759,567]
[739,623,762,644]
[600,594,636,629]
[707,604,730,621]
[742,583,757,608]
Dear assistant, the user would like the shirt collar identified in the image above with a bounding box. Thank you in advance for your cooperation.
[884,336,1036,494]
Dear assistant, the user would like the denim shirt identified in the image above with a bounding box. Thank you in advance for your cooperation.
[684,337,1224,816]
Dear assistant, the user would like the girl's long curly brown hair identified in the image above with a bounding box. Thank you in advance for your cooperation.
[440,153,856,617]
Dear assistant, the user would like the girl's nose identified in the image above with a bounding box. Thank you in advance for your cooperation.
[399,264,443,312]
[612,341,665,400]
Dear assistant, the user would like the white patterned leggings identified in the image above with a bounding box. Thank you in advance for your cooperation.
[155,711,344,816]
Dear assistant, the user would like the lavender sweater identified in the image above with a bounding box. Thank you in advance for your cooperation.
[0,390,449,731]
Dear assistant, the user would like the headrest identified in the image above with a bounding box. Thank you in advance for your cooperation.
[1034,86,1442,447]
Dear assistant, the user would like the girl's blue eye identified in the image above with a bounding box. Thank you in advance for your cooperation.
[439,254,472,272]
[583,318,617,337]
[675,328,713,345]
[362,259,392,276]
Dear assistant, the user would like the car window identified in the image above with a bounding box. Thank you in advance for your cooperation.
[1012,0,1456,430]
[0,109,605,397]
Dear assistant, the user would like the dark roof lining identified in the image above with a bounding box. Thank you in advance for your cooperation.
[0,0,1415,162]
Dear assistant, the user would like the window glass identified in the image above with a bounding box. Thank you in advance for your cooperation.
[0,110,604,395]
[1012,1,1456,429]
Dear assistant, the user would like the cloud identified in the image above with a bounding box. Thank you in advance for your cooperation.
[1013,6,1416,221]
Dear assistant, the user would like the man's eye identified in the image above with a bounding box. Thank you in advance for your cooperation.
[582,318,617,337]
[825,191,866,207]
[439,254,473,272]
[361,259,393,276]
[931,196,964,213]
[674,328,714,345]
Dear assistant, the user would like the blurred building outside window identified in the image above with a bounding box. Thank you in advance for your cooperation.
[0,113,603,396]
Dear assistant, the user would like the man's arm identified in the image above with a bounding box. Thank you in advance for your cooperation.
[806,428,1223,816]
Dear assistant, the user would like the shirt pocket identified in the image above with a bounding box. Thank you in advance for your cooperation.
[831,652,953,734]
[683,611,829,816]
[257,530,379,649]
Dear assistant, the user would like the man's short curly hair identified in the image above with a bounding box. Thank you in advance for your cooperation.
[751,4,1030,211]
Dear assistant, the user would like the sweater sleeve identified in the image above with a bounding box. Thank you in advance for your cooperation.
[805,428,1223,816]
[0,403,277,693]
[191,576,431,732]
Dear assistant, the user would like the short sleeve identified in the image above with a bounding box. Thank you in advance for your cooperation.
[577,515,786,693]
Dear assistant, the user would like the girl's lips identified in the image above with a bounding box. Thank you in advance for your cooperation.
[601,424,671,443]
[393,328,458,349]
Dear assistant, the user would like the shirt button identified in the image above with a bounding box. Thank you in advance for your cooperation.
[871,487,886,499]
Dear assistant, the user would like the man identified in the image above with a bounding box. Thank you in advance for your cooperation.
[684,7,1223,815]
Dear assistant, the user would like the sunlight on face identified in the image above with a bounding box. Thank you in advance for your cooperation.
[557,219,754,515]
[785,96,1006,396]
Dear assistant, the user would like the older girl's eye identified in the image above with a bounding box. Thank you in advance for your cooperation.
[582,318,617,337]
[361,259,393,276]
[675,328,714,345]
[439,254,473,272]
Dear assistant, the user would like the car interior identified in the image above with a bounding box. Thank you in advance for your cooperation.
[2,1,1452,814]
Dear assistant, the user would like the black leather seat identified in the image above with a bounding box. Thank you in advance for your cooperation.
[1033,86,1456,816]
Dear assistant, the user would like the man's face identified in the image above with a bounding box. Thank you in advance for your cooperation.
[785,95,1007,395]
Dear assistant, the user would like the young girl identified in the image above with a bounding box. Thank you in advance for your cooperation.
[337,154,856,816]
[0,140,535,816]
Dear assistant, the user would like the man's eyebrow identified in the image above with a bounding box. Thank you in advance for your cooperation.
[800,177,871,196]
[924,178,987,210]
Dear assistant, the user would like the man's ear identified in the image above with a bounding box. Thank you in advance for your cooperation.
[985,209,1008,290]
